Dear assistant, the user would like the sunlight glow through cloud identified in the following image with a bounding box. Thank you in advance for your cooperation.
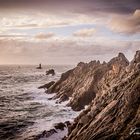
[0,0,139,64]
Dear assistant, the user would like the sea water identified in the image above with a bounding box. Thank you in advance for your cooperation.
[0,65,78,140]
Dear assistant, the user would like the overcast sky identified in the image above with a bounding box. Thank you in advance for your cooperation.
[0,0,140,65]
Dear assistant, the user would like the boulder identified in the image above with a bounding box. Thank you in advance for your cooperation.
[54,122,66,130]
[46,69,55,76]
[35,129,57,139]
[65,121,71,127]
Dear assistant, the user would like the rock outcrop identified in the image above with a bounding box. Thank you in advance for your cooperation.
[64,51,140,140]
[36,63,42,69]
[32,121,70,140]
[46,69,55,76]
[47,53,129,111]
[38,81,55,89]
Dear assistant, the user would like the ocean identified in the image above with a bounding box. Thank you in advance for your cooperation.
[0,65,78,140]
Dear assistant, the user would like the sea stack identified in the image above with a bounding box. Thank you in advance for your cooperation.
[46,69,55,76]
[36,63,42,69]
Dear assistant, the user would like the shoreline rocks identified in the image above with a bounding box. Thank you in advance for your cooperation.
[46,69,55,76]
[33,121,71,140]
[38,81,55,89]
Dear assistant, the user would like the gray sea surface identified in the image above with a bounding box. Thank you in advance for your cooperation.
[0,65,77,140]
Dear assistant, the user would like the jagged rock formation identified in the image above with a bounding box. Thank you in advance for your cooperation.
[46,69,55,76]
[65,51,140,140]
[38,81,55,89]
[44,51,140,140]
[47,52,129,111]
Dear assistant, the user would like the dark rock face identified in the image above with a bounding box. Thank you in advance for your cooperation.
[54,122,66,130]
[38,81,55,89]
[56,94,69,103]
[47,53,129,111]
[46,69,55,76]
[133,50,140,63]
[65,121,71,127]
[64,51,140,140]
[32,122,70,140]
[34,129,57,139]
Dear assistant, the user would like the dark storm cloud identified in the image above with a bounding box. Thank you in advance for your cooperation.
[0,0,139,15]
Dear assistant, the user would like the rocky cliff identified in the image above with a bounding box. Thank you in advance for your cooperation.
[47,52,129,111]
[46,51,140,140]
[65,51,140,140]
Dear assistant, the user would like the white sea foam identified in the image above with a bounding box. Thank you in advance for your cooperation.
[39,128,68,140]
[19,78,79,140]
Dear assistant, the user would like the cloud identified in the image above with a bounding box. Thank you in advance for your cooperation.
[0,13,82,31]
[35,32,55,39]
[0,0,139,15]
[73,28,96,37]
[0,2,139,35]
[0,1,140,64]
[109,9,140,34]
[0,35,140,65]
[16,23,38,28]
[0,34,26,38]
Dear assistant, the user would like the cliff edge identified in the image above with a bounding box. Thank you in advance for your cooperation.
[45,51,140,140]
[47,52,129,111]
[65,51,140,140]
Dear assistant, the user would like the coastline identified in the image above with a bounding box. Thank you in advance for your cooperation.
[1,51,139,140]
[34,51,140,140]
[27,90,80,140]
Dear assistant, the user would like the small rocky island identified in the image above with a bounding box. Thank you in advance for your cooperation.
[46,69,55,76]
[38,51,140,140]
[36,64,42,69]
